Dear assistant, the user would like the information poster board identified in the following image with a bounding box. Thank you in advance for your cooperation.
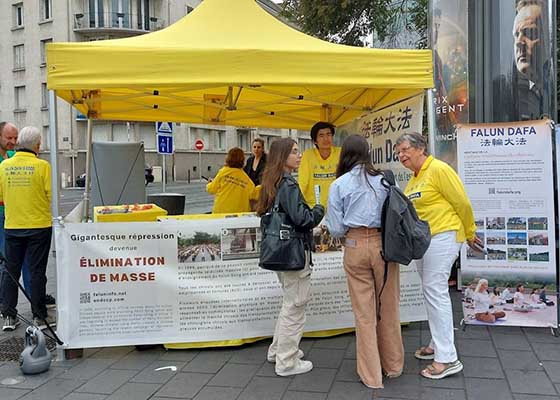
[56,215,427,348]
[457,120,557,328]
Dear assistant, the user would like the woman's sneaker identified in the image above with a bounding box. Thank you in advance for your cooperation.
[2,316,20,331]
[276,359,313,377]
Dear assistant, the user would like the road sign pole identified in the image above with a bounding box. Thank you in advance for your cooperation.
[162,155,166,193]
[198,151,202,182]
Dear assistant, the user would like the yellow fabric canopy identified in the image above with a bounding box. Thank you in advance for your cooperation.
[47,0,433,130]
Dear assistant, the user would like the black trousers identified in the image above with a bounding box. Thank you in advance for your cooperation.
[1,227,52,318]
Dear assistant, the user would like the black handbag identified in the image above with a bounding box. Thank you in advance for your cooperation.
[259,193,306,271]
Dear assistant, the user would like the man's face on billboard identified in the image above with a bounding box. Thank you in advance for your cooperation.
[513,4,543,81]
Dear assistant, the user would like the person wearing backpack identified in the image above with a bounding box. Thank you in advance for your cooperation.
[396,132,482,380]
[256,137,324,377]
[325,135,403,389]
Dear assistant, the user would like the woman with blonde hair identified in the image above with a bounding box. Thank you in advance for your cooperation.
[473,279,506,323]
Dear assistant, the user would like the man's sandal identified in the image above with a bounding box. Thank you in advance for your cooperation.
[414,346,435,360]
[420,360,463,380]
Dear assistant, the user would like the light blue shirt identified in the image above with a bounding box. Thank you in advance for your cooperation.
[325,165,388,238]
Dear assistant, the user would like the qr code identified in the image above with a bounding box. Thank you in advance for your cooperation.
[80,292,91,304]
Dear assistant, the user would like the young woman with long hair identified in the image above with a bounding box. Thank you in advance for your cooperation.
[325,135,404,388]
[256,137,324,377]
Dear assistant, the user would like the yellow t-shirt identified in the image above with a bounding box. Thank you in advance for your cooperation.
[404,155,476,242]
[298,146,341,207]
[0,151,52,229]
[207,166,257,214]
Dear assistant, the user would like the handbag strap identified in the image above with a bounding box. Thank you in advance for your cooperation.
[271,177,285,213]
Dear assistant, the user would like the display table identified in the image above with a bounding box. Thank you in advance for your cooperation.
[93,204,167,222]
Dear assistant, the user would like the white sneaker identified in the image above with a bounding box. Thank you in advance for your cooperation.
[267,349,304,363]
[276,359,313,377]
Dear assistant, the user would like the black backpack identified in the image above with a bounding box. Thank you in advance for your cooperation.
[375,170,431,319]
[380,170,431,265]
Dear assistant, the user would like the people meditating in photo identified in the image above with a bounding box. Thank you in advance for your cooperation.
[473,279,506,323]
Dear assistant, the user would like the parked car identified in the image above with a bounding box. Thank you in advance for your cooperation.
[76,164,155,187]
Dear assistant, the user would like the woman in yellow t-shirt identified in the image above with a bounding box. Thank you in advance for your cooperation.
[395,132,482,380]
[207,148,257,214]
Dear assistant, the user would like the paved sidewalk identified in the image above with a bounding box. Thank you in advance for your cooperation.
[1,272,559,400]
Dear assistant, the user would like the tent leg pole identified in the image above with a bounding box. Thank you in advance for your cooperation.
[426,88,436,155]
[48,90,60,220]
[83,119,94,221]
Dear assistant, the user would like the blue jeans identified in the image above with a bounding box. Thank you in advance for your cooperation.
[0,211,32,307]
[2,228,52,318]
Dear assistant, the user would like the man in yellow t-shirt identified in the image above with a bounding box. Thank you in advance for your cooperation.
[0,126,54,331]
[298,122,341,208]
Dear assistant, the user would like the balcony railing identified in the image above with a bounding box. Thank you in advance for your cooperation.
[74,12,164,32]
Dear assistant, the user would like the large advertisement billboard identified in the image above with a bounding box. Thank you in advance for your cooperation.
[486,0,555,123]
[430,0,555,170]
[430,0,469,170]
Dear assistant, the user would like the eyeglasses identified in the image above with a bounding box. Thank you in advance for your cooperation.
[396,146,413,155]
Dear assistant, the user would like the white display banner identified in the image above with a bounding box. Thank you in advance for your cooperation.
[56,216,426,349]
[339,95,424,187]
[457,120,557,328]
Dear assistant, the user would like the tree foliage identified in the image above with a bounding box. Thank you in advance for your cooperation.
[281,0,397,47]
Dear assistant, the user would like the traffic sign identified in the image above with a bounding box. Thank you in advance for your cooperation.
[156,121,173,135]
[157,134,174,154]
[194,139,205,151]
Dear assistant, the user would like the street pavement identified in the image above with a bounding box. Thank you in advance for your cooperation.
[1,181,559,399]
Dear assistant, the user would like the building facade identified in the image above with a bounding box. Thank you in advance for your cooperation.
[0,0,314,186]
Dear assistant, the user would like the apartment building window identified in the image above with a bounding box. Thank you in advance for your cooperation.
[217,131,225,150]
[111,0,131,28]
[42,125,50,150]
[13,3,24,28]
[237,130,249,151]
[89,0,105,28]
[41,83,49,109]
[40,39,52,66]
[137,0,151,30]
[14,86,26,111]
[40,0,52,21]
[13,45,25,70]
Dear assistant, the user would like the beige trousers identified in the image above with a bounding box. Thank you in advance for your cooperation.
[344,228,404,388]
[268,253,311,372]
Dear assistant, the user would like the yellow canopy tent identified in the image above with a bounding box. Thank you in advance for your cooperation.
[47,0,433,130]
[46,0,434,348]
